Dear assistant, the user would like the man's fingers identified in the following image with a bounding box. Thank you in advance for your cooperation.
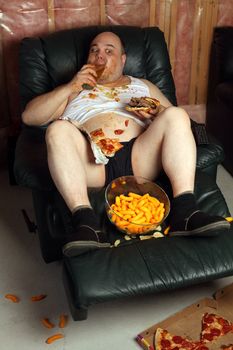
[135,109,159,118]
[80,65,97,77]
[80,63,96,71]
[131,110,143,118]
[137,110,152,119]
[130,110,150,119]
[148,107,159,115]
[142,111,151,118]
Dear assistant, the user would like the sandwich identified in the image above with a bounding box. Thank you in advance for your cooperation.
[82,64,105,90]
[125,96,160,112]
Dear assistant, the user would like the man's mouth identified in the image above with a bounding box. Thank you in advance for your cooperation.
[95,65,105,80]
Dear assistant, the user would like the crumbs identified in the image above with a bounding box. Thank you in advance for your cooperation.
[81,84,134,103]
[4,292,68,344]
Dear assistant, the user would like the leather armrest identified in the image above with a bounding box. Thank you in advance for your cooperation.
[14,125,54,191]
[196,142,224,178]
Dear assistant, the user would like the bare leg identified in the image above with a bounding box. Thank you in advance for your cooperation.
[46,120,105,212]
[131,106,196,197]
[132,107,230,237]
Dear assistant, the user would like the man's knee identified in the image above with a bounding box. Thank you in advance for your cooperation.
[161,106,190,125]
[46,120,80,146]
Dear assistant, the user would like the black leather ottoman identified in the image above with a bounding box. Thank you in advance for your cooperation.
[62,171,233,321]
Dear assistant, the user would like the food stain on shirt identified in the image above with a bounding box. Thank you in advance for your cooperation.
[88,93,97,99]
[114,129,124,135]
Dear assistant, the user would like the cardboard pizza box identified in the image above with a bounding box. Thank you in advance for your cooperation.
[136,283,233,350]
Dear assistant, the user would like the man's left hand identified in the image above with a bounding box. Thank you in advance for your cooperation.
[131,105,162,120]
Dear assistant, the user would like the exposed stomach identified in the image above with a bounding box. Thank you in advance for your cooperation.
[71,112,145,142]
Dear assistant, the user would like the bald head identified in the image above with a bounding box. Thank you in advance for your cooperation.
[91,32,125,54]
[87,31,127,84]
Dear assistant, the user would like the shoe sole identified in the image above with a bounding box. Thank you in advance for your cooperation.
[169,220,230,237]
[63,241,111,257]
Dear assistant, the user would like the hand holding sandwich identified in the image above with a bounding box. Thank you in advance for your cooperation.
[69,64,105,96]
[126,96,164,120]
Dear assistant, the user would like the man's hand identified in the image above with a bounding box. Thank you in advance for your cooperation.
[69,64,98,94]
[131,105,162,120]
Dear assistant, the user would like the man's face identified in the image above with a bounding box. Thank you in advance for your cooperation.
[87,32,126,84]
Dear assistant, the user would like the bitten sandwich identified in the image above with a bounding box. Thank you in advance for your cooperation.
[125,96,160,112]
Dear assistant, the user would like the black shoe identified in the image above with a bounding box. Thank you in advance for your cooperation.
[169,210,230,237]
[63,225,111,257]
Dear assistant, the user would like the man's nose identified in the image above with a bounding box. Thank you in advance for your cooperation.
[96,51,105,62]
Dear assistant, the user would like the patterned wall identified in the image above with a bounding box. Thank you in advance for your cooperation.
[0,0,233,128]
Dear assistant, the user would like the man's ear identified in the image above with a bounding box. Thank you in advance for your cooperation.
[122,53,127,66]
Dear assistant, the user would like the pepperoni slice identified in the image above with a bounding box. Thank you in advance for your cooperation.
[202,333,214,341]
[202,323,208,330]
[210,328,221,337]
[219,318,228,326]
[105,144,115,152]
[181,340,194,349]
[161,339,171,348]
[172,335,183,344]
[90,128,104,138]
[203,314,215,324]
[98,140,115,153]
[222,324,233,333]
[219,317,232,327]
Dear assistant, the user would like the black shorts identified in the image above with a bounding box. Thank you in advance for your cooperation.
[104,138,136,186]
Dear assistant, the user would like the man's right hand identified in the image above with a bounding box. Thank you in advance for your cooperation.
[69,64,98,94]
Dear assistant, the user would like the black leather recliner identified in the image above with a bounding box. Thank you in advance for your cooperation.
[206,26,233,176]
[14,26,233,320]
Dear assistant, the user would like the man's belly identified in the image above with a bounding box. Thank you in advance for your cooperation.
[72,112,145,142]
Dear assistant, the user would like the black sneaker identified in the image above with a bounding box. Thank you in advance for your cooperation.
[62,225,111,257]
[169,210,230,237]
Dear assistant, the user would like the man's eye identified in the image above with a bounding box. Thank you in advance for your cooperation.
[90,48,98,53]
[106,49,112,54]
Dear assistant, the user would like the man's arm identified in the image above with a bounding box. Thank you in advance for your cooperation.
[22,64,98,126]
[141,79,173,108]
[22,84,72,126]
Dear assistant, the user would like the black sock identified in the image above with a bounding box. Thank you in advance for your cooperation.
[169,192,198,224]
[72,206,100,231]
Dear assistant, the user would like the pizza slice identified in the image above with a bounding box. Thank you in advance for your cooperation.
[221,345,233,350]
[90,128,123,157]
[200,313,233,343]
[96,138,123,157]
[155,327,209,350]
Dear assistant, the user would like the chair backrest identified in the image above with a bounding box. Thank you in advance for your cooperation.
[19,25,177,112]
[208,26,233,88]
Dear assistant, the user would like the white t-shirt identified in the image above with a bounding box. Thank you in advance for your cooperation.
[60,76,151,164]
[60,76,151,127]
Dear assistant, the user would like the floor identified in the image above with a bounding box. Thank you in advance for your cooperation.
[0,165,233,350]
